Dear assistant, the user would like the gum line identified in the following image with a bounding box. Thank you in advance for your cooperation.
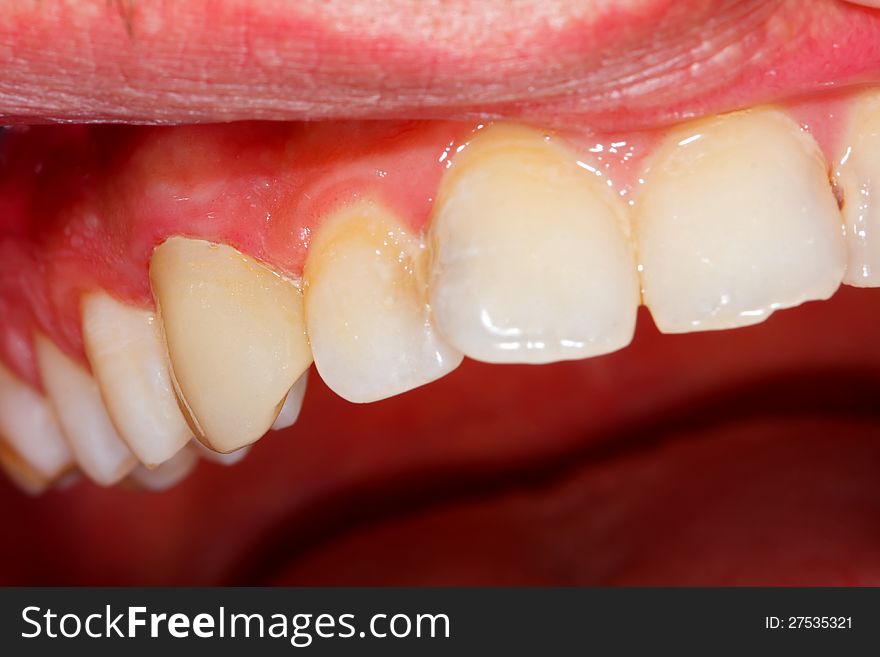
[0,89,868,388]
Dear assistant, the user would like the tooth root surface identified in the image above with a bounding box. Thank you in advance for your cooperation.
[130,446,198,491]
[82,291,191,467]
[150,237,312,453]
[271,370,309,431]
[635,108,846,333]
[35,336,136,486]
[836,90,880,287]
[305,203,463,403]
[0,362,72,482]
[428,123,640,364]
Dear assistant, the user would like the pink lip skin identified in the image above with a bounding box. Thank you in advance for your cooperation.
[2,0,880,129]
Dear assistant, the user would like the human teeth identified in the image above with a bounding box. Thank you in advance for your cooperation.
[0,437,50,495]
[835,90,880,287]
[34,335,136,486]
[271,371,309,431]
[150,237,312,453]
[304,202,462,402]
[130,446,198,491]
[634,108,846,332]
[428,123,640,364]
[0,362,72,483]
[193,440,250,466]
[81,291,191,466]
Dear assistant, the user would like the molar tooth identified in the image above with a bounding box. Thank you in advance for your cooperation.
[35,335,136,486]
[304,203,462,403]
[634,108,846,333]
[81,291,191,467]
[0,362,73,483]
[271,371,309,430]
[835,90,880,287]
[130,446,198,491]
[149,237,312,453]
[428,123,640,364]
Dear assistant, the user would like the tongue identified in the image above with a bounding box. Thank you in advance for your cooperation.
[3,0,880,127]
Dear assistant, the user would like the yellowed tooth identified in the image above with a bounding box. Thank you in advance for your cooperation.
[304,202,462,403]
[429,123,640,364]
[0,361,72,483]
[149,237,312,453]
[634,107,846,332]
[130,446,199,491]
[81,291,191,467]
[271,370,309,431]
[835,89,880,287]
[35,335,136,486]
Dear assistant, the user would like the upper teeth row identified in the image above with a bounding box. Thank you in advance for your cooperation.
[2,97,878,490]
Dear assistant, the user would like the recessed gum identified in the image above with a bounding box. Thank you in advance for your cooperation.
[0,86,870,375]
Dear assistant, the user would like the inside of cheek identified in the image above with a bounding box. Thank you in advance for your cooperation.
[2,89,880,585]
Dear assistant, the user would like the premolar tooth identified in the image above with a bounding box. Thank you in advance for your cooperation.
[130,446,198,491]
[35,335,136,486]
[304,202,462,403]
[634,108,846,332]
[150,237,312,453]
[0,362,72,483]
[271,371,308,431]
[0,437,50,495]
[428,123,640,364]
[835,90,880,287]
[81,291,191,467]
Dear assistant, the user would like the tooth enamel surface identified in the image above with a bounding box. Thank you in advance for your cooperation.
[130,446,198,491]
[193,440,250,466]
[635,108,846,333]
[428,123,640,364]
[81,291,191,466]
[271,371,309,431]
[0,362,72,482]
[0,438,50,495]
[150,237,312,453]
[836,90,880,287]
[304,203,462,403]
[35,335,136,486]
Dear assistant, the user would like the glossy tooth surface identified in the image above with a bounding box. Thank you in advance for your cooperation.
[429,124,640,364]
[305,203,462,403]
[0,362,72,482]
[130,446,198,491]
[635,108,846,333]
[836,90,880,287]
[150,237,312,453]
[35,335,136,486]
[81,291,191,466]
[271,371,309,431]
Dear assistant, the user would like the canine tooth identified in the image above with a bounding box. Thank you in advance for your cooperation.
[428,123,640,364]
[836,90,880,287]
[0,362,72,482]
[130,446,198,491]
[35,335,136,486]
[150,237,312,453]
[634,108,846,332]
[304,203,462,402]
[81,291,191,466]
[271,371,308,430]
[193,440,250,466]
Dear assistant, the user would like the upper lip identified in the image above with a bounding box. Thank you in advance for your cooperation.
[3,0,880,128]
